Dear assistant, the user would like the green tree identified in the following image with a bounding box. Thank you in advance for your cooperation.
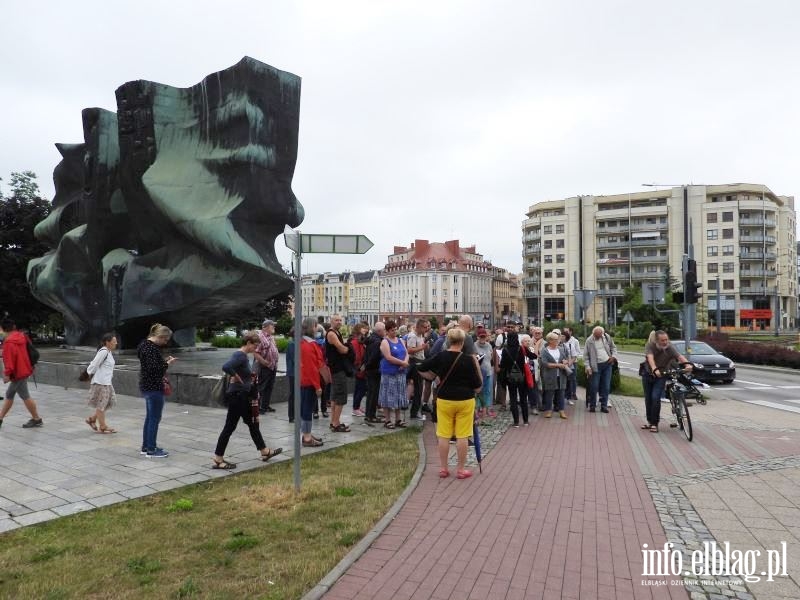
[0,172,55,329]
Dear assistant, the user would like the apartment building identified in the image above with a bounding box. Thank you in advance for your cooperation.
[347,270,380,325]
[299,272,350,323]
[522,184,797,330]
[492,268,526,325]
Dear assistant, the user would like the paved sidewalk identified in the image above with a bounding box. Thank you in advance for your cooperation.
[323,393,800,600]
[0,383,392,533]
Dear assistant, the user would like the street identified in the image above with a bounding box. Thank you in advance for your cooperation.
[617,350,800,415]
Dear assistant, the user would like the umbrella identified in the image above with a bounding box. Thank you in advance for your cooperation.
[472,416,483,473]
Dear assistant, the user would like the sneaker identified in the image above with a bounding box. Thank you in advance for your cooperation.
[146,448,169,458]
[22,418,43,428]
[568,400,575,406]
[313,412,319,419]
[265,406,276,413]
[601,407,609,414]
[421,403,432,413]
[513,423,520,428]
[140,448,150,455]
[532,409,539,416]
[412,414,426,421]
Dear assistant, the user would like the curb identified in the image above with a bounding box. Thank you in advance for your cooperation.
[301,426,428,600]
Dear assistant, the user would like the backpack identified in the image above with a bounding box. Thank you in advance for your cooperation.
[27,340,40,368]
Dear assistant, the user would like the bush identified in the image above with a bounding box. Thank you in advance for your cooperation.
[276,337,289,353]
[210,336,243,348]
[697,334,800,368]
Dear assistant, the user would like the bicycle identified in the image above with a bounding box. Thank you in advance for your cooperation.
[663,367,693,442]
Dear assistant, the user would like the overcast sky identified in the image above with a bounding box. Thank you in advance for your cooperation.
[2,0,798,277]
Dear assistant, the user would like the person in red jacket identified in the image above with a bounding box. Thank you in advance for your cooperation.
[0,319,43,429]
[300,316,325,447]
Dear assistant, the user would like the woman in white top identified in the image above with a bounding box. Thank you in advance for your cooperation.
[85,333,118,433]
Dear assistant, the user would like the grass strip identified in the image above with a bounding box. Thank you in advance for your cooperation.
[0,427,419,600]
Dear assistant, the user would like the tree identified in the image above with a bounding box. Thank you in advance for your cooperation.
[0,172,56,329]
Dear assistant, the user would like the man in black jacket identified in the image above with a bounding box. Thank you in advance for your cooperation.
[363,322,386,423]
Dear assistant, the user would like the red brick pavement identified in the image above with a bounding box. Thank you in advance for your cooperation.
[322,402,706,600]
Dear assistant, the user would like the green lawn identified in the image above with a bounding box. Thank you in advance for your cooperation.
[0,428,420,600]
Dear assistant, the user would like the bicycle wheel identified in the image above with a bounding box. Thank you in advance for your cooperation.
[676,391,692,441]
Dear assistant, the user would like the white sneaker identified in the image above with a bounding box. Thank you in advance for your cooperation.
[413,414,426,421]
[568,400,575,406]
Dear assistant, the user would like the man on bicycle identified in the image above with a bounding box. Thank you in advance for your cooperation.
[642,331,692,433]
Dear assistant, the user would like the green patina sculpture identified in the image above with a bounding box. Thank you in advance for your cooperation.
[28,57,304,347]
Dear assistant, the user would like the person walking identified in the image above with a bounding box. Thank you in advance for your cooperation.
[0,318,43,429]
[137,323,176,458]
[418,327,482,479]
[378,320,409,429]
[84,332,118,433]
[584,326,619,413]
[300,317,325,447]
[212,333,283,469]
[254,319,279,414]
[540,332,570,419]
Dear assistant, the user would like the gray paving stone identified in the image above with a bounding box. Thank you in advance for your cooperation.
[14,509,59,526]
[51,501,95,516]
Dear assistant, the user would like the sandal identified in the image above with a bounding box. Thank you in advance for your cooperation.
[640,423,652,430]
[85,417,98,431]
[261,447,283,461]
[438,469,450,478]
[333,423,351,432]
[649,425,659,433]
[302,438,324,447]
[395,420,407,428]
[98,427,117,434]
[456,469,473,480]
[383,421,396,429]
[212,458,237,470]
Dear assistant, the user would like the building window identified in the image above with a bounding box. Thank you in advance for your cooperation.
[707,213,718,223]
[708,279,717,290]
[707,246,718,256]
[722,228,733,239]
[544,255,553,263]
[545,284,553,293]
[556,269,565,278]
[707,230,718,240]
[722,245,734,256]
[556,284,565,293]
[722,211,734,222]
[708,263,719,273]
[556,254,565,263]
[556,239,565,248]
[544,240,552,249]
[723,279,734,290]
[544,270,553,278]
[723,262,734,273]
[543,225,552,234]
[556,224,564,234]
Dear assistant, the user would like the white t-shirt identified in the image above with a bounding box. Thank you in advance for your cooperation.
[547,346,561,362]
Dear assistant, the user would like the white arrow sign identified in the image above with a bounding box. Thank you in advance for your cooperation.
[284,233,373,254]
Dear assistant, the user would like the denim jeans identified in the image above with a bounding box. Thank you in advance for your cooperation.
[543,388,565,412]
[352,377,367,410]
[588,361,613,409]
[301,386,317,434]
[643,374,667,425]
[565,368,577,400]
[142,390,165,451]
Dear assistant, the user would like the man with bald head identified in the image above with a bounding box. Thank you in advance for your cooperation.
[445,315,476,356]
[363,322,386,423]
[584,326,619,413]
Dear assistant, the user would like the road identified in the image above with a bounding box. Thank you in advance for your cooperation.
[616,350,800,415]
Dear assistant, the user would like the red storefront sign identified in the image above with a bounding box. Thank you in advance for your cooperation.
[740,309,773,320]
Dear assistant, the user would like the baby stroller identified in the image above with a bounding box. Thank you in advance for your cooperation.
[676,371,709,405]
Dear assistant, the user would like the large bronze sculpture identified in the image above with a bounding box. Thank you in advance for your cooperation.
[28,58,304,347]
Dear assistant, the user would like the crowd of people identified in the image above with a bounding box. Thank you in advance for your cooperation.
[4,312,704,473]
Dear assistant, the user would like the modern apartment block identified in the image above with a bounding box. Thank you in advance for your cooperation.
[522,184,797,330]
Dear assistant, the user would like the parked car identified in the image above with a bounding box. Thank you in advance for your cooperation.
[671,340,736,384]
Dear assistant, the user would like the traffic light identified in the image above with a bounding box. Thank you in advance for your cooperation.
[685,259,702,304]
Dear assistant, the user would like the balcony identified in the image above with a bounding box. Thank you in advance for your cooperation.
[598,238,668,248]
[739,235,776,245]
[522,276,539,285]
[630,255,668,263]
[525,261,541,269]
[739,268,777,278]
[632,272,664,281]
[524,232,541,242]
[739,286,772,296]
[596,272,630,281]
[740,251,777,261]
[739,216,776,227]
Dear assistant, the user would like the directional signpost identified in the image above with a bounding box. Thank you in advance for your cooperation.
[284,229,374,491]
[622,310,635,338]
